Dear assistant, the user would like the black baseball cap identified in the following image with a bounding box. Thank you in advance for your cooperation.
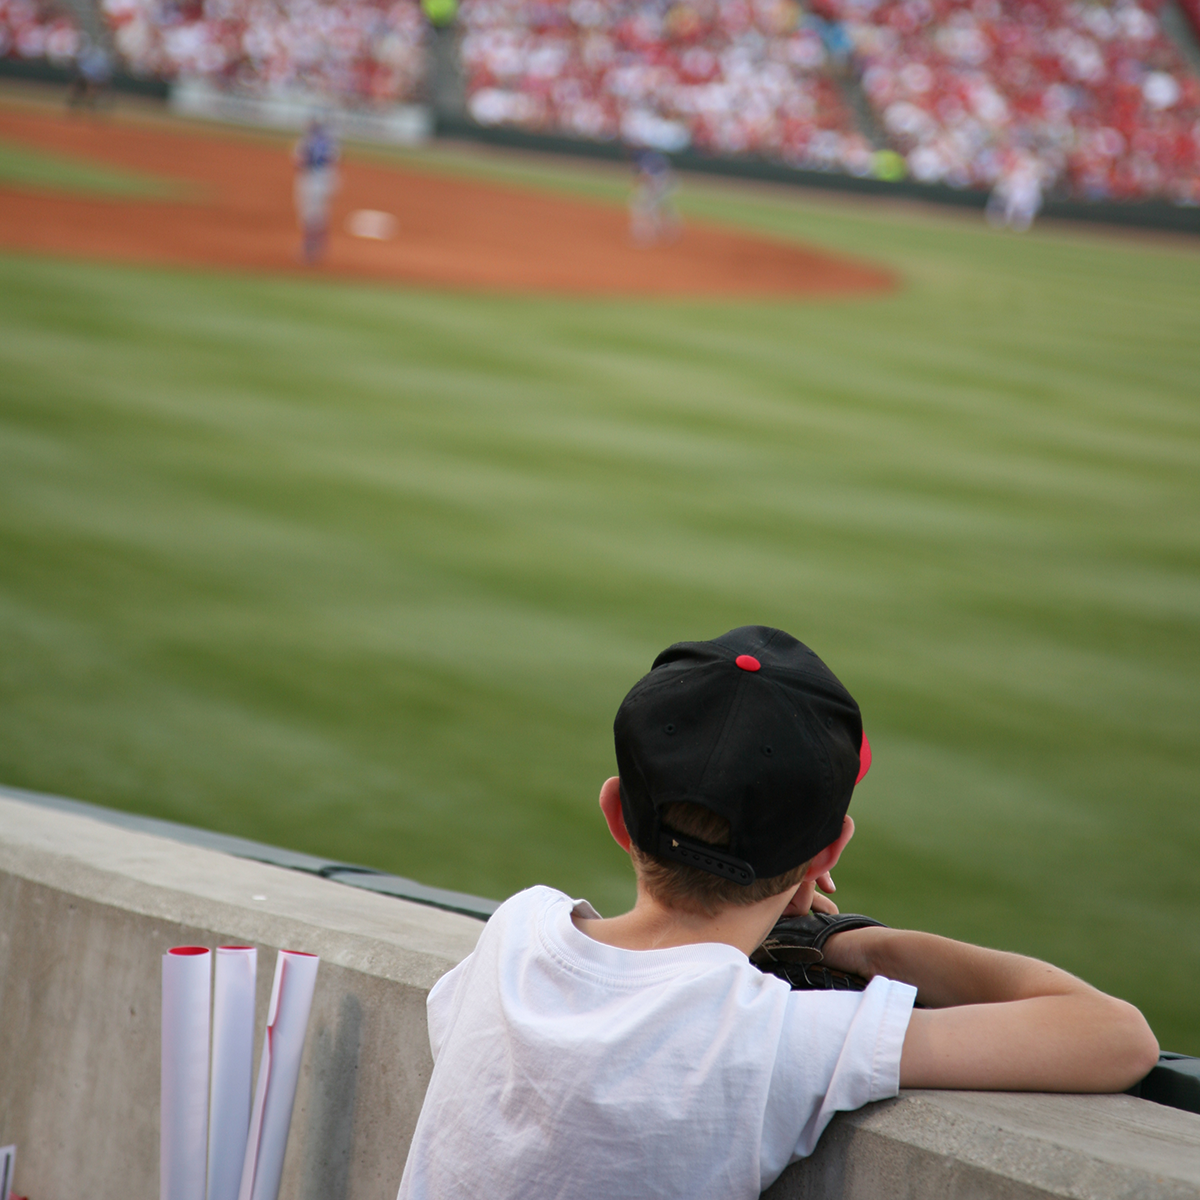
[614,626,871,885]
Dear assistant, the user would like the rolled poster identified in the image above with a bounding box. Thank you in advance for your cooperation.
[0,1144,15,1200]
[162,946,212,1200]
[237,950,319,1200]
[207,946,257,1200]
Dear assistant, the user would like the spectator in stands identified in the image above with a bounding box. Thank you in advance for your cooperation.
[1,0,81,66]
[828,0,1199,201]
[97,0,427,108]
[459,0,868,175]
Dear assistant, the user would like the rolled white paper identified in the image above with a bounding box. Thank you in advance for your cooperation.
[0,1143,16,1200]
[162,946,212,1200]
[237,950,319,1200]
[207,946,258,1200]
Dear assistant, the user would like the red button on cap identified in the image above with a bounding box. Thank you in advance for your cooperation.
[735,655,761,672]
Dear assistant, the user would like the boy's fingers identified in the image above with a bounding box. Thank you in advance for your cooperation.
[815,872,836,894]
[810,894,840,915]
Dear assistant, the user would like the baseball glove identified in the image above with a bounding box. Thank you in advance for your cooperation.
[750,911,886,992]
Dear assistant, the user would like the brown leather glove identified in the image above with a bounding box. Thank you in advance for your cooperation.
[750,911,887,992]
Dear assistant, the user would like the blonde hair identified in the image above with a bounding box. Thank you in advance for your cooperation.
[630,802,809,917]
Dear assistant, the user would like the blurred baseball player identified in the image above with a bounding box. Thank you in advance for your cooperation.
[294,119,340,264]
[67,38,113,110]
[987,150,1045,232]
[629,149,680,246]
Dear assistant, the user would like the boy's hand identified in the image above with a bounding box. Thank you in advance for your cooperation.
[797,870,840,915]
[813,870,840,914]
[781,888,839,916]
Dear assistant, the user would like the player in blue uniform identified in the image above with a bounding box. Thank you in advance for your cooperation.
[294,120,340,264]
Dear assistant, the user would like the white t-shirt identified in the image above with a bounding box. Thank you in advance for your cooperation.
[397,886,915,1200]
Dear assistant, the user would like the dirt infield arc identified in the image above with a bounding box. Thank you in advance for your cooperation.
[0,108,895,298]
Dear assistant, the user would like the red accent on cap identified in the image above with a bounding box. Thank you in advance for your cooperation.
[168,946,209,956]
[734,655,761,672]
[855,732,872,784]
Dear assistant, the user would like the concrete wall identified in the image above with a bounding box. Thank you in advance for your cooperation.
[765,1089,1200,1199]
[0,793,481,1200]
[1,793,1198,1200]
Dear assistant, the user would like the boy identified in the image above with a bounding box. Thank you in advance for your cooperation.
[397,626,1157,1200]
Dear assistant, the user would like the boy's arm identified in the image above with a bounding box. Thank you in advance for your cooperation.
[823,928,1159,1093]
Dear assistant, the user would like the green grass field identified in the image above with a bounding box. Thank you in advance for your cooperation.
[1,110,1198,1051]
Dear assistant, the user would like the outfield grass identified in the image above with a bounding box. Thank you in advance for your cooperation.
[1,131,1197,1050]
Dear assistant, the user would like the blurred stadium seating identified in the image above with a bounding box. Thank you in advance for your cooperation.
[457,0,1199,202]
[0,0,83,65]
[822,0,1200,201]
[460,0,874,174]
[3,0,1198,202]
[100,0,427,103]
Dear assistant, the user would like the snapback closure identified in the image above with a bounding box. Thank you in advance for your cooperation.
[656,829,757,886]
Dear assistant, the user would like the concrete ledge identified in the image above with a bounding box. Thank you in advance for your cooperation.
[0,793,482,1200]
[4,782,498,920]
[1,792,1198,1200]
[766,1089,1200,1199]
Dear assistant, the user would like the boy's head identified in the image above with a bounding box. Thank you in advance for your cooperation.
[613,626,869,914]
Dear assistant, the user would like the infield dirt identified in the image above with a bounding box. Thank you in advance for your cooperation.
[0,106,894,298]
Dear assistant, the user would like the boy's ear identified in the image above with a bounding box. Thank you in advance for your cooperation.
[599,776,632,853]
[803,815,855,882]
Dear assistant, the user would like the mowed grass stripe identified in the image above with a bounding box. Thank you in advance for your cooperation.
[0,162,1197,1049]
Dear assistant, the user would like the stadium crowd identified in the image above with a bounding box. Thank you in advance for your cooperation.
[4,0,1198,200]
[99,0,427,103]
[822,0,1200,201]
[461,0,1199,201]
[0,0,82,64]
[460,0,875,173]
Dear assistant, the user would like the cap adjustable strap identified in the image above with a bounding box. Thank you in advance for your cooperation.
[656,829,757,886]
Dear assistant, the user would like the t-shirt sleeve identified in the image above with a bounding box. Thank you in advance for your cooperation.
[426,887,566,1062]
[762,975,917,1175]
[425,956,470,1061]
